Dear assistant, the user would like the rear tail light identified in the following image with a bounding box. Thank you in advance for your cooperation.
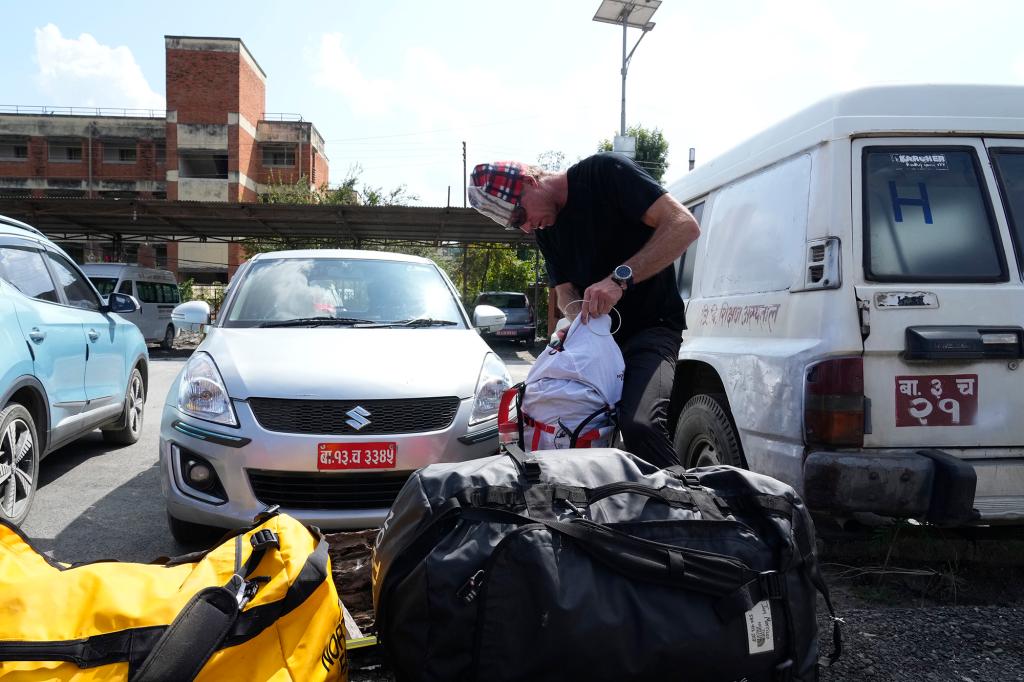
[497,386,521,446]
[804,357,864,447]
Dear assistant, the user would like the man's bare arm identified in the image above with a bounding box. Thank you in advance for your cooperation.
[581,194,700,322]
[555,282,582,320]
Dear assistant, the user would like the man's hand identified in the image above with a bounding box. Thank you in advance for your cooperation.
[581,277,623,324]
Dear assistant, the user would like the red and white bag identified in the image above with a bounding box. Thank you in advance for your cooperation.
[499,314,624,451]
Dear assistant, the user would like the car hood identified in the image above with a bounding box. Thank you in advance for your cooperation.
[197,327,493,400]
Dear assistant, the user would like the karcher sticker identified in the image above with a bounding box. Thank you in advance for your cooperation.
[744,600,774,655]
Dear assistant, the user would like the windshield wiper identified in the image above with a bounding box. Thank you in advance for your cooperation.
[392,318,459,327]
[259,316,376,328]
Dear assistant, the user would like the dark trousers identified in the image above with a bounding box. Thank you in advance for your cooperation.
[617,326,683,469]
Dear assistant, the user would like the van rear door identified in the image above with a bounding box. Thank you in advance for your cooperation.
[852,138,1024,454]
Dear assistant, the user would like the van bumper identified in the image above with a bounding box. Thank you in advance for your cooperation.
[803,449,978,525]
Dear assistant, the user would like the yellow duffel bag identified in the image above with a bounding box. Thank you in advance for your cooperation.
[0,510,348,681]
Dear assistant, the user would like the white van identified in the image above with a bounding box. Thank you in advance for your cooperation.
[667,84,1024,525]
[82,263,181,349]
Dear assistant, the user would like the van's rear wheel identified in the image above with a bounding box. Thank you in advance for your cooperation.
[672,394,747,469]
[0,404,40,526]
[160,325,175,350]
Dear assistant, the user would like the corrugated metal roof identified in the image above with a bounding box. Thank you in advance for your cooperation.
[0,198,530,245]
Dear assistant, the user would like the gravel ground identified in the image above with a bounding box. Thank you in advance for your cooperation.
[818,605,1024,682]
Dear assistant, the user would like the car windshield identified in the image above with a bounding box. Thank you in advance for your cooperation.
[476,293,527,308]
[89,277,118,296]
[221,257,466,328]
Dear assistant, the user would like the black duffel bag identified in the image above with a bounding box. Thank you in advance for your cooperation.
[372,446,842,682]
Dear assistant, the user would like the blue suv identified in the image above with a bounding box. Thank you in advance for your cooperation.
[0,215,149,526]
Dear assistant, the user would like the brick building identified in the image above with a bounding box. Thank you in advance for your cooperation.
[0,36,328,282]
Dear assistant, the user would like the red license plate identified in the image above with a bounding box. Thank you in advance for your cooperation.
[894,374,978,427]
[317,442,397,470]
[497,330,516,336]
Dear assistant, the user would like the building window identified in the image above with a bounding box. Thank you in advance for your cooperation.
[48,140,83,162]
[179,151,229,179]
[155,142,166,164]
[262,145,295,167]
[0,142,28,161]
[103,142,137,164]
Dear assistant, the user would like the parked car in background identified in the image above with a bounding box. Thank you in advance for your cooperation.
[0,214,149,526]
[82,264,181,349]
[160,249,509,542]
[473,291,536,344]
[667,84,1024,526]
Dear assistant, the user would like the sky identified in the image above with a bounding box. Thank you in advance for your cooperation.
[4,0,1024,207]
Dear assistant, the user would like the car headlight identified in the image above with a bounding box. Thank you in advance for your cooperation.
[470,352,512,424]
[177,351,238,427]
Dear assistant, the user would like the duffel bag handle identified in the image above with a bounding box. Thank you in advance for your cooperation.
[458,505,751,599]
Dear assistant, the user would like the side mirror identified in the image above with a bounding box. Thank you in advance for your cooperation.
[106,292,140,314]
[473,304,507,334]
[172,300,212,332]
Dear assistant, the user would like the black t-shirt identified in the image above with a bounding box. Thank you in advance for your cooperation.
[536,152,686,342]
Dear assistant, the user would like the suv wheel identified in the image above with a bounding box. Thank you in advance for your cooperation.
[160,325,175,351]
[672,393,747,469]
[102,368,145,445]
[167,512,222,547]
[0,403,40,526]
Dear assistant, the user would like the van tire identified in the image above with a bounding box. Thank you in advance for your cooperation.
[672,393,747,469]
[0,403,40,526]
[102,368,145,445]
[160,325,175,351]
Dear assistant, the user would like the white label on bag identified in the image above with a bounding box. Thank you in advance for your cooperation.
[745,600,774,655]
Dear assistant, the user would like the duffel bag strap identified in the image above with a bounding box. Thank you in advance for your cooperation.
[129,580,243,682]
[457,504,754,604]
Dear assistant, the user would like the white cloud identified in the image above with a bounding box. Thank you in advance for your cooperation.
[309,33,397,116]
[1014,54,1024,82]
[33,24,164,111]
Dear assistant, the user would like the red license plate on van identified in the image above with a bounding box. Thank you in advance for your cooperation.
[894,374,978,427]
[317,442,397,469]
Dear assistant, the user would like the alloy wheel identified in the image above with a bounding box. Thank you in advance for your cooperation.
[0,417,35,520]
[127,373,145,436]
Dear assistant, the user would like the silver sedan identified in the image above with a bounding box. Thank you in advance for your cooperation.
[159,249,509,542]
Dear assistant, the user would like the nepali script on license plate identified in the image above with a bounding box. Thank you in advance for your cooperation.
[317,442,397,470]
[895,374,978,427]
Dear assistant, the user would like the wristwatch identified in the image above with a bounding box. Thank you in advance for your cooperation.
[611,264,634,291]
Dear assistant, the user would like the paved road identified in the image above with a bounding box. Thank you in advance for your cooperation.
[19,341,536,563]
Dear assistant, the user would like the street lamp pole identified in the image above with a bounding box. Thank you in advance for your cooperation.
[593,0,661,149]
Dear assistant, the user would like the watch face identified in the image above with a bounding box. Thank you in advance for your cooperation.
[614,265,632,280]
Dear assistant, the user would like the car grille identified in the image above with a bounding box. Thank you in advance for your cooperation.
[247,397,461,435]
[247,469,412,510]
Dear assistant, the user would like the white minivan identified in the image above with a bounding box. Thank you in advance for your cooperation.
[667,84,1024,525]
[83,264,181,349]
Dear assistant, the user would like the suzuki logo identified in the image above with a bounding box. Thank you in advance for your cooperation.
[345,406,371,431]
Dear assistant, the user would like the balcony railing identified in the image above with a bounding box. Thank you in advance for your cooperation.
[261,113,304,122]
[0,105,167,118]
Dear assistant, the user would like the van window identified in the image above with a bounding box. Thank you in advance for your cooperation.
[989,149,1024,275]
[89,277,118,296]
[118,280,133,296]
[136,281,180,304]
[863,148,1005,282]
[677,202,704,298]
[700,154,811,296]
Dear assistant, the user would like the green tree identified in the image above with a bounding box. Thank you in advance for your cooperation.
[598,124,670,183]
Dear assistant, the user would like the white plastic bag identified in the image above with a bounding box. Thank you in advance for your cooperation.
[521,314,624,450]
